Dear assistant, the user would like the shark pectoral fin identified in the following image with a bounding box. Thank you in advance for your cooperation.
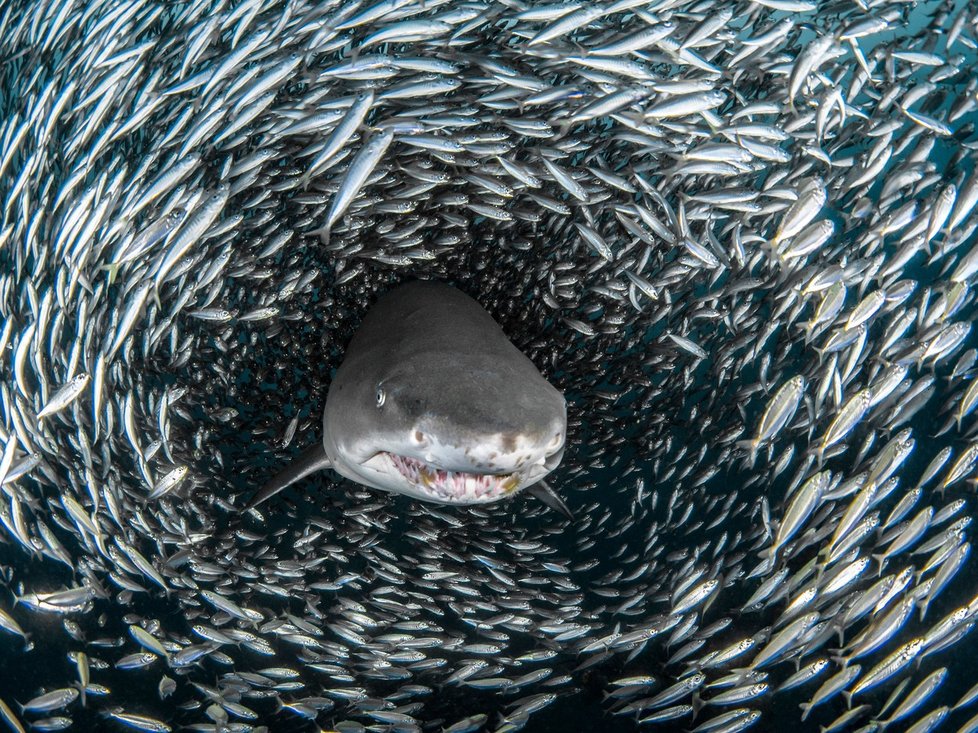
[245,442,332,510]
[525,480,574,521]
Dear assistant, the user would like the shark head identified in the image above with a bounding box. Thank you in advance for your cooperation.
[249,281,572,515]
[323,350,566,505]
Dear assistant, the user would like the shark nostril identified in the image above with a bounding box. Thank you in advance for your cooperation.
[549,432,563,451]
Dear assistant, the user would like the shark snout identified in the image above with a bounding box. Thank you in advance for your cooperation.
[414,423,565,475]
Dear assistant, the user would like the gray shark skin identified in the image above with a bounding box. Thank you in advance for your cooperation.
[248,281,570,517]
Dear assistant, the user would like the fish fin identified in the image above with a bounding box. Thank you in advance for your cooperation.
[735,439,759,468]
[526,480,574,520]
[624,639,647,665]
[246,442,332,511]
[834,625,847,646]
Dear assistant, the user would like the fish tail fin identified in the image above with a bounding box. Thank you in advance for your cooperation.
[103,262,120,287]
[813,562,826,585]
[834,625,846,646]
[245,442,332,512]
[758,235,782,263]
[735,439,759,468]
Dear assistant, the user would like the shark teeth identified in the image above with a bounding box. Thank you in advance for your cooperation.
[386,453,519,502]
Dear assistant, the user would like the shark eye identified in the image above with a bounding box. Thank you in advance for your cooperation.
[376,387,386,407]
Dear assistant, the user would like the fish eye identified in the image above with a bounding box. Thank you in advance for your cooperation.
[376,387,385,407]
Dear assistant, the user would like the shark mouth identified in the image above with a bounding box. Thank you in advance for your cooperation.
[385,452,521,502]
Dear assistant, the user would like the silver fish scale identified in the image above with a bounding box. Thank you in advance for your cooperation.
[0,0,977,731]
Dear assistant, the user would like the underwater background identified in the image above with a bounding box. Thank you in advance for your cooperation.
[1,0,978,731]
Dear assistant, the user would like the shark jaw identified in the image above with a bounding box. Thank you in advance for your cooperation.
[384,452,526,503]
[331,421,566,506]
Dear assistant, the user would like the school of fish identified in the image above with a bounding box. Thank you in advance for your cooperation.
[1,0,978,731]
